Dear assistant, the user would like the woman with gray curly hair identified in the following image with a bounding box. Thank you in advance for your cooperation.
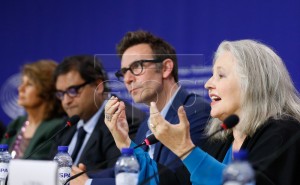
[147,39,300,185]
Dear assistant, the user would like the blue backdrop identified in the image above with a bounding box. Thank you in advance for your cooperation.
[1,0,299,125]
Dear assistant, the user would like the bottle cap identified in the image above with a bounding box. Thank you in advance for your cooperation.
[0,144,9,150]
[121,148,134,155]
[233,149,248,160]
[58,146,68,152]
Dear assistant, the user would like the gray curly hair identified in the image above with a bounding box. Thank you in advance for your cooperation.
[206,39,300,140]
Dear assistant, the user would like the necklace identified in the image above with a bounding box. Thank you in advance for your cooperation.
[11,121,30,159]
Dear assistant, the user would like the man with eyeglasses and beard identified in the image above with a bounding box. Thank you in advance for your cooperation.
[50,55,146,171]
[71,31,211,185]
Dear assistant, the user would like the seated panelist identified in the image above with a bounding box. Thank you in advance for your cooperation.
[1,60,66,160]
[140,39,300,185]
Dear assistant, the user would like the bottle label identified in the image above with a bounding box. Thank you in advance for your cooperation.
[0,163,8,181]
[116,172,138,185]
[58,167,71,185]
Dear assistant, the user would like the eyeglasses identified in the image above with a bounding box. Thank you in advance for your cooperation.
[55,81,91,101]
[115,59,162,81]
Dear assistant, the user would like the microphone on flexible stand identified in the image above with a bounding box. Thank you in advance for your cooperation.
[65,115,239,185]
[3,129,17,139]
[24,115,80,159]
[64,133,159,185]
[4,115,80,185]
[134,134,159,149]
[140,114,240,185]
[137,114,239,149]
[205,114,240,138]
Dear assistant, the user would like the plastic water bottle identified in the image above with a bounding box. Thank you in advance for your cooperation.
[115,148,140,185]
[54,146,73,185]
[0,144,11,185]
[223,150,255,185]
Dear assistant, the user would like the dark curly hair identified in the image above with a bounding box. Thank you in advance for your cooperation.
[117,30,178,82]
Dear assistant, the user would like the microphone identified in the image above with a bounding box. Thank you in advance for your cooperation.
[66,115,80,127]
[140,114,240,185]
[134,134,159,149]
[4,115,80,185]
[64,134,159,184]
[205,114,239,139]
[64,154,121,185]
[66,115,240,185]
[24,115,80,159]
[3,129,17,139]
[220,114,239,129]
[134,115,239,150]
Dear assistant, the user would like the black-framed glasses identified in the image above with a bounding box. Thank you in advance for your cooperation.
[55,81,91,101]
[115,59,163,81]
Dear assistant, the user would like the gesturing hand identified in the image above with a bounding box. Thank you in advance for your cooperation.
[149,102,195,159]
[104,96,131,150]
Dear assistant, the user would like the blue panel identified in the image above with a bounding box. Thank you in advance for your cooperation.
[0,0,299,124]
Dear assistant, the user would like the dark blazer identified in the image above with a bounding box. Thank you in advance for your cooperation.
[135,87,211,185]
[51,100,146,171]
[1,116,64,160]
[202,117,300,185]
[90,87,211,185]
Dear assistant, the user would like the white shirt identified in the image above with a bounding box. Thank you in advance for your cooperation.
[68,101,106,165]
[85,88,181,185]
[147,86,181,159]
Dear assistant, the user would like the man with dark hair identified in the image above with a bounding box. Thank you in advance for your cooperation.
[71,31,210,185]
[116,30,179,82]
[51,55,146,171]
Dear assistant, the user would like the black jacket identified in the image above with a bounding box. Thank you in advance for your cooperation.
[202,117,300,185]
[90,88,211,185]
[51,100,146,171]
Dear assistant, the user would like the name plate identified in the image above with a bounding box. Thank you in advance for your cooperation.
[8,159,58,185]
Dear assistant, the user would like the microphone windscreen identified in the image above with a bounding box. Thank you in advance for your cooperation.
[145,134,159,145]
[222,114,239,129]
[67,115,80,127]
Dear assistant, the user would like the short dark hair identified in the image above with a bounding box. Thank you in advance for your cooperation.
[53,55,110,91]
[117,30,178,82]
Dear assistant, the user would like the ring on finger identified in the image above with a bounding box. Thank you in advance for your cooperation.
[105,113,112,121]
[150,123,156,132]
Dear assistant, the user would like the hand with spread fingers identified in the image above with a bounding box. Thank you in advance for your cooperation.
[150,102,195,159]
[104,96,131,150]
